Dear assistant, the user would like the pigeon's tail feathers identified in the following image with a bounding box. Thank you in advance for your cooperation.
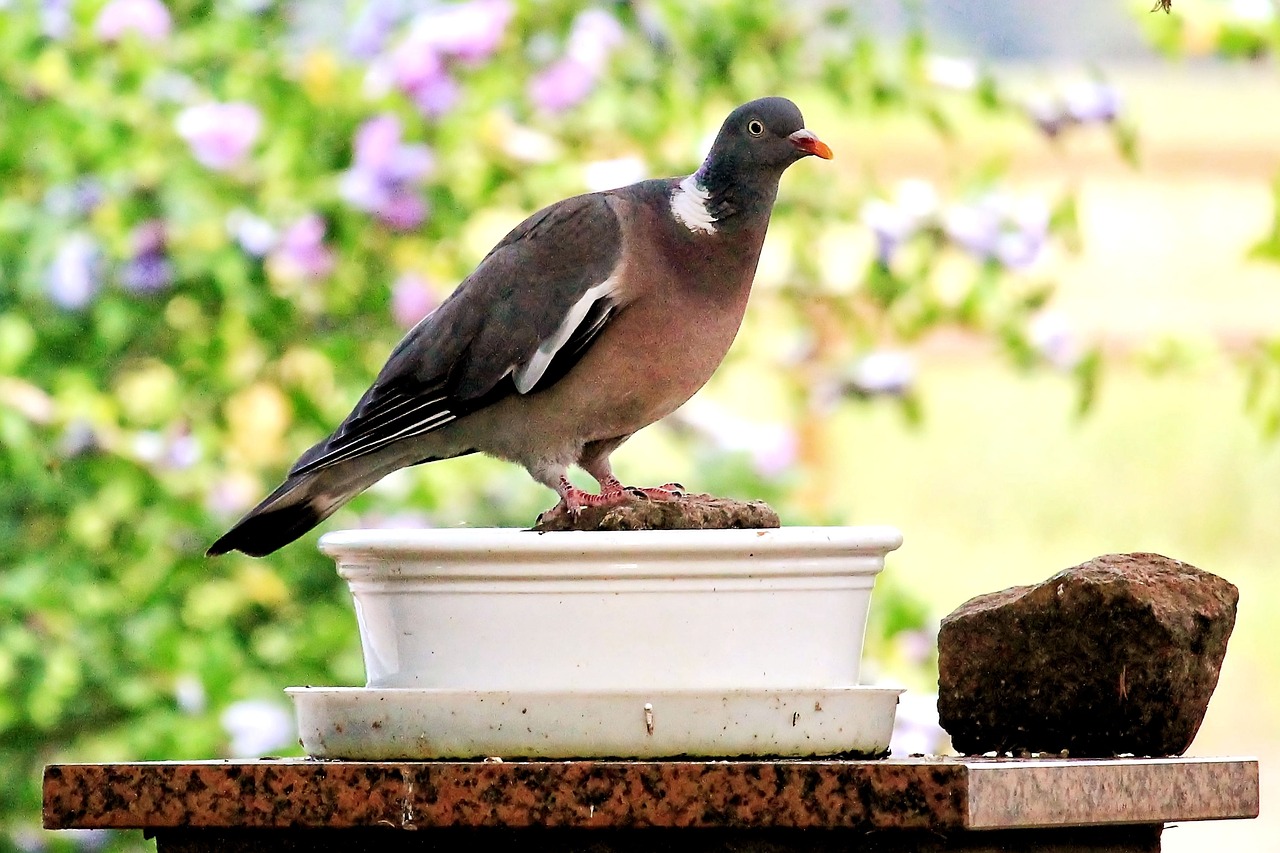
[205,495,327,558]
[206,466,373,558]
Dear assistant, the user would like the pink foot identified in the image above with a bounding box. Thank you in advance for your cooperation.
[624,483,686,502]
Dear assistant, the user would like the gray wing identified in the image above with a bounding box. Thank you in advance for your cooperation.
[289,192,625,477]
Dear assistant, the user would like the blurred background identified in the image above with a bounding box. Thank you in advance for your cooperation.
[1,0,1277,850]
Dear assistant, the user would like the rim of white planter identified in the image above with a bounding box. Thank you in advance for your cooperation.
[320,525,904,575]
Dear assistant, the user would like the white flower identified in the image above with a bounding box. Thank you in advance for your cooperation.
[583,157,646,192]
[175,674,207,714]
[1029,311,1079,369]
[926,55,979,91]
[894,178,940,223]
[1229,0,1276,23]
[890,692,949,757]
[221,699,295,758]
[226,209,278,257]
[848,350,915,397]
[175,102,262,171]
[675,400,797,478]
[566,8,625,74]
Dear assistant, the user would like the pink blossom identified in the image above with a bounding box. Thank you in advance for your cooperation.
[385,39,461,118]
[95,0,172,42]
[175,102,262,172]
[269,214,335,282]
[566,8,624,73]
[528,57,596,113]
[409,0,513,63]
[391,273,439,328]
[339,114,435,231]
[528,9,625,113]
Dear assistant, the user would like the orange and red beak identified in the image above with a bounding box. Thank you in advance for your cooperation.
[788,129,834,160]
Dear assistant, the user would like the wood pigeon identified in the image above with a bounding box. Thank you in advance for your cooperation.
[209,96,833,556]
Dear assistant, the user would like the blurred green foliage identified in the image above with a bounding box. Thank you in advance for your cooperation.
[1137,0,1280,432]
[0,1,1127,847]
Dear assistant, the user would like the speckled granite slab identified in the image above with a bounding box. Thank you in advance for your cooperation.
[43,757,1257,832]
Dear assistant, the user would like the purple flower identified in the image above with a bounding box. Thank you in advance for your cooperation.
[352,114,436,180]
[132,427,199,469]
[528,9,625,113]
[41,0,72,40]
[942,203,1000,258]
[121,219,173,293]
[529,57,597,113]
[377,192,429,231]
[59,420,100,458]
[1026,94,1067,138]
[387,39,446,94]
[44,178,105,218]
[95,0,172,42]
[409,0,513,63]
[1063,81,1120,124]
[47,233,104,310]
[391,273,439,328]
[383,40,461,118]
[860,199,917,266]
[411,73,460,118]
[175,102,262,172]
[347,2,402,59]
[994,231,1043,270]
[945,194,1049,269]
[269,214,335,282]
[339,114,435,231]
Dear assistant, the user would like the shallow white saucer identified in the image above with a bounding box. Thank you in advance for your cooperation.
[288,685,902,760]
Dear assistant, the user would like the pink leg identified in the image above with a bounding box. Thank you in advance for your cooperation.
[553,474,632,513]
[579,447,685,503]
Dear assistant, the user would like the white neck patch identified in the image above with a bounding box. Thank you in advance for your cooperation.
[670,173,717,234]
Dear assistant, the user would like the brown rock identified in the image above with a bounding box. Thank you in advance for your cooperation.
[532,493,780,532]
[937,553,1238,757]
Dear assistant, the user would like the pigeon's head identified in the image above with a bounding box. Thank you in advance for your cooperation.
[706,97,833,175]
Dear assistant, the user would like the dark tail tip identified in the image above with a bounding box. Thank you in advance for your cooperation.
[206,501,325,558]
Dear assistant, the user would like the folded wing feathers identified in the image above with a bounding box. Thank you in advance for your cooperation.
[291,391,452,475]
[513,276,619,395]
[290,269,621,477]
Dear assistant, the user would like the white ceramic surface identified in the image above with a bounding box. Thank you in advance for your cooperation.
[288,685,903,759]
[320,526,903,691]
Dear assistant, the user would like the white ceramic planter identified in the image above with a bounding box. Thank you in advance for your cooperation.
[291,525,904,759]
[320,526,902,691]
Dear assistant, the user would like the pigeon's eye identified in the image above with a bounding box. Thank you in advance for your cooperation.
[747,119,764,137]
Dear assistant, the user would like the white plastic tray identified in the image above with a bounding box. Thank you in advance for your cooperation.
[288,685,901,760]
